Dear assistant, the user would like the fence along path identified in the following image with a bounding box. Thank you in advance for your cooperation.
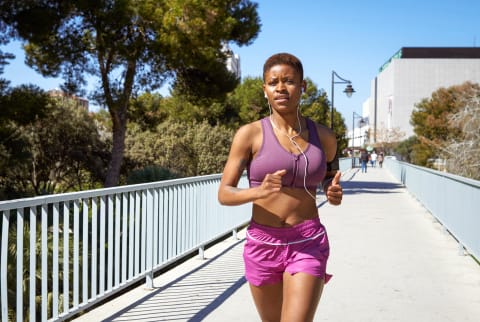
[73,167,480,322]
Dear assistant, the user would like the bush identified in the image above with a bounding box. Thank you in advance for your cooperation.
[126,165,178,184]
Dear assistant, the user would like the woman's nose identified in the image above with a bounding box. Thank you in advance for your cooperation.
[275,81,287,92]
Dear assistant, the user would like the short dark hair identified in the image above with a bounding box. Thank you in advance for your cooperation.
[263,53,304,81]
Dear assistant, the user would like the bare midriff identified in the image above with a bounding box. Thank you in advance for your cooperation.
[251,187,318,227]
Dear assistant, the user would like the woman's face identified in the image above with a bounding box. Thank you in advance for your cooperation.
[263,64,305,112]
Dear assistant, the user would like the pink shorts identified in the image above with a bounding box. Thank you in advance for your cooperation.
[243,217,331,286]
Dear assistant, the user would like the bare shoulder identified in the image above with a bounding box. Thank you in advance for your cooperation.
[312,122,337,162]
[234,120,262,142]
[229,120,263,154]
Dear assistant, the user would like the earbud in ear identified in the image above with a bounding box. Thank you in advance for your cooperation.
[264,93,268,98]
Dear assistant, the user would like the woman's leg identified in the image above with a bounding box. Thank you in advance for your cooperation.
[249,282,283,322]
[281,272,325,322]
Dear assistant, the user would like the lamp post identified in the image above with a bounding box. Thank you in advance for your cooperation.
[352,111,364,168]
[331,71,355,130]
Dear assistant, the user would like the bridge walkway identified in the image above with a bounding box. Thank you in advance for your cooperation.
[73,167,480,322]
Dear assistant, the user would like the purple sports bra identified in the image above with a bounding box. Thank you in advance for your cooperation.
[247,117,327,190]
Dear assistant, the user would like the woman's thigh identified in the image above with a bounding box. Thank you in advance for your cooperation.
[249,282,283,322]
[281,272,325,322]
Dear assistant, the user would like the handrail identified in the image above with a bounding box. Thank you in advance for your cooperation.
[1,174,250,322]
[385,159,480,260]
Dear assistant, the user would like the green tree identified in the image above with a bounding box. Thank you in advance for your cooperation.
[0,19,15,75]
[410,82,480,166]
[173,56,240,103]
[0,0,260,187]
[127,165,178,184]
[128,92,169,132]
[1,100,107,199]
[300,79,347,156]
[188,120,234,175]
[300,78,330,125]
[394,136,419,163]
[0,85,52,199]
[228,76,267,126]
[161,94,230,126]
[162,76,265,129]
[28,102,108,194]
[331,110,348,157]
[125,119,233,177]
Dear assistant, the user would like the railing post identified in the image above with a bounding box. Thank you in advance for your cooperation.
[1,211,9,322]
[41,204,48,321]
[198,245,205,260]
[17,209,24,322]
[146,188,154,289]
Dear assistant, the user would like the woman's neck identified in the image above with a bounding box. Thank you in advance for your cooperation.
[269,113,304,137]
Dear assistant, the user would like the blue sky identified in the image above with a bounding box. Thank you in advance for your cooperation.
[2,0,479,128]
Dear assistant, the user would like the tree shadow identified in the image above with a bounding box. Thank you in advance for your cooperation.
[101,240,246,321]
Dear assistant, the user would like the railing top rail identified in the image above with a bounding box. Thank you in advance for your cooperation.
[395,160,480,188]
[0,173,223,211]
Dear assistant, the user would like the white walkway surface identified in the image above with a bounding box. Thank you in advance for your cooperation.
[73,167,480,322]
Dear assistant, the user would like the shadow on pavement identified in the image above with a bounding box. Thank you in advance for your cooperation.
[340,169,404,195]
[342,180,404,195]
[102,240,246,322]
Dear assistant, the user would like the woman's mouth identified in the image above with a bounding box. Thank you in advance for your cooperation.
[274,95,289,103]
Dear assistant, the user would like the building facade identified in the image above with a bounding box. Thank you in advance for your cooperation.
[223,43,241,79]
[48,89,89,110]
[365,47,480,143]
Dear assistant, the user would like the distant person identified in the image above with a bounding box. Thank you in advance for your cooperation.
[218,53,343,322]
[360,150,369,173]
[370,151,377,167]
[378,153,384,168]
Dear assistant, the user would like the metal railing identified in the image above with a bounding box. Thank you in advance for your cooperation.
[385,159,480,260]
[339,157,353,172]
[3,157,477,321]
[0,174,250,322]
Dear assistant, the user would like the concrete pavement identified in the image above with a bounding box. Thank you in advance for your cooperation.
[73,167,480,322]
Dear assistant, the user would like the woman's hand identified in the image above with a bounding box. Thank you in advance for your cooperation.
[257,169,287,199]
[326,172,343,205]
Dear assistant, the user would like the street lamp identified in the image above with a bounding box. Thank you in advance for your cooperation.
[331,71,355,130]
[352,111,365,168]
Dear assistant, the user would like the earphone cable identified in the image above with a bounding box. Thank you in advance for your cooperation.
[268,103,317,203]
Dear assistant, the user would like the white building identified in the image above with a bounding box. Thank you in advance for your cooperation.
[223,43,241,79]
[366,47,480,143]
